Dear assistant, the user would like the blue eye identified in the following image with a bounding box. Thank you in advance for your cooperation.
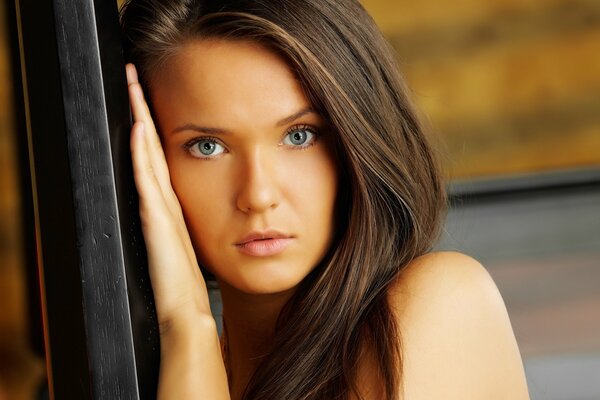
[186,138,226,158]
[283,125,318,148]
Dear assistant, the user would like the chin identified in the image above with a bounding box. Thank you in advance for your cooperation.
[233,272,304,295]
[213,262,311,296]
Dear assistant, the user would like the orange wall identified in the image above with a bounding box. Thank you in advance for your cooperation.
[364,0,600,178]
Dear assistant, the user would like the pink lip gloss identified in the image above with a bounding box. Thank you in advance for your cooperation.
[235,238,294,256]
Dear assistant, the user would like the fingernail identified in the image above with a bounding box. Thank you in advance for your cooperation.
[126,63,138,83]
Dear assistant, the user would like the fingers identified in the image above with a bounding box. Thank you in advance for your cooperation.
[130,120,170,224]
[127,65,198,268]
[130,121,194,259]
[130,120,210,318]
[126,63,177,206]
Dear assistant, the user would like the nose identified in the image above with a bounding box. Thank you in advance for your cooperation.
[235,149,281,214]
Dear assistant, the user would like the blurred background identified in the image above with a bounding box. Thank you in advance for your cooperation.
[1,0,599,399]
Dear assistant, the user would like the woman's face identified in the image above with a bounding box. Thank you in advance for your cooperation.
[149,39,339,295]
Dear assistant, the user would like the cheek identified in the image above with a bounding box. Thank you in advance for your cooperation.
[287,149,339,227]
[168,162,232,245]
[171,164,224,207]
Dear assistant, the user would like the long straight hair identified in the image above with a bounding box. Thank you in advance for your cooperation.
[120,1,447,399]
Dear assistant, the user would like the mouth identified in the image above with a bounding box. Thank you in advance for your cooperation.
[234,230,294,257]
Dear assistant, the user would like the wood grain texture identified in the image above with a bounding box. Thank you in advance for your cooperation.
[8,0,159,398]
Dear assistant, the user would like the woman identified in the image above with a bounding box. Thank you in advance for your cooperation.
[120,0,530,399]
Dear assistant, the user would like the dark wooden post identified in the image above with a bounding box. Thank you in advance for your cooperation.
[10,0,160,398]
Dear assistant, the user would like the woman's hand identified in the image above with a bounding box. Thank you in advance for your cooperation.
[125,63,211,332]
[126,63,230,399]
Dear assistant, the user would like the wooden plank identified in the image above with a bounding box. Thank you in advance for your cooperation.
[11,0,159,398]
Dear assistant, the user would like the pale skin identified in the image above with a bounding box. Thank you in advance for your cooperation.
[126,39,530,399]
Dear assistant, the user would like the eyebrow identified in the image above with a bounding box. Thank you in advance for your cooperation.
[170,106,316,136]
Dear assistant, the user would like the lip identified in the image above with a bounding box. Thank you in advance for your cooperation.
[234,230,294,257]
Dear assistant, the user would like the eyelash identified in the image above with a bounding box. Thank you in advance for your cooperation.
[182,124,320,159]
[182,137,220,160]
[282,124,319,150]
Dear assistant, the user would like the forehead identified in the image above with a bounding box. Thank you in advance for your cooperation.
[148,39,311,131]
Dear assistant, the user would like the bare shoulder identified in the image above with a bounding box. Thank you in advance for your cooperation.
[388,251,530,400]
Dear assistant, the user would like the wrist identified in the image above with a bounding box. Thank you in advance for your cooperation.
[156,312,229,400]
[159,311,220,351]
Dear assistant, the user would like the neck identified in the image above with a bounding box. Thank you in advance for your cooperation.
[217,280,296,396]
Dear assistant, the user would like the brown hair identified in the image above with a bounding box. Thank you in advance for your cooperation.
[120,1,447,399]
